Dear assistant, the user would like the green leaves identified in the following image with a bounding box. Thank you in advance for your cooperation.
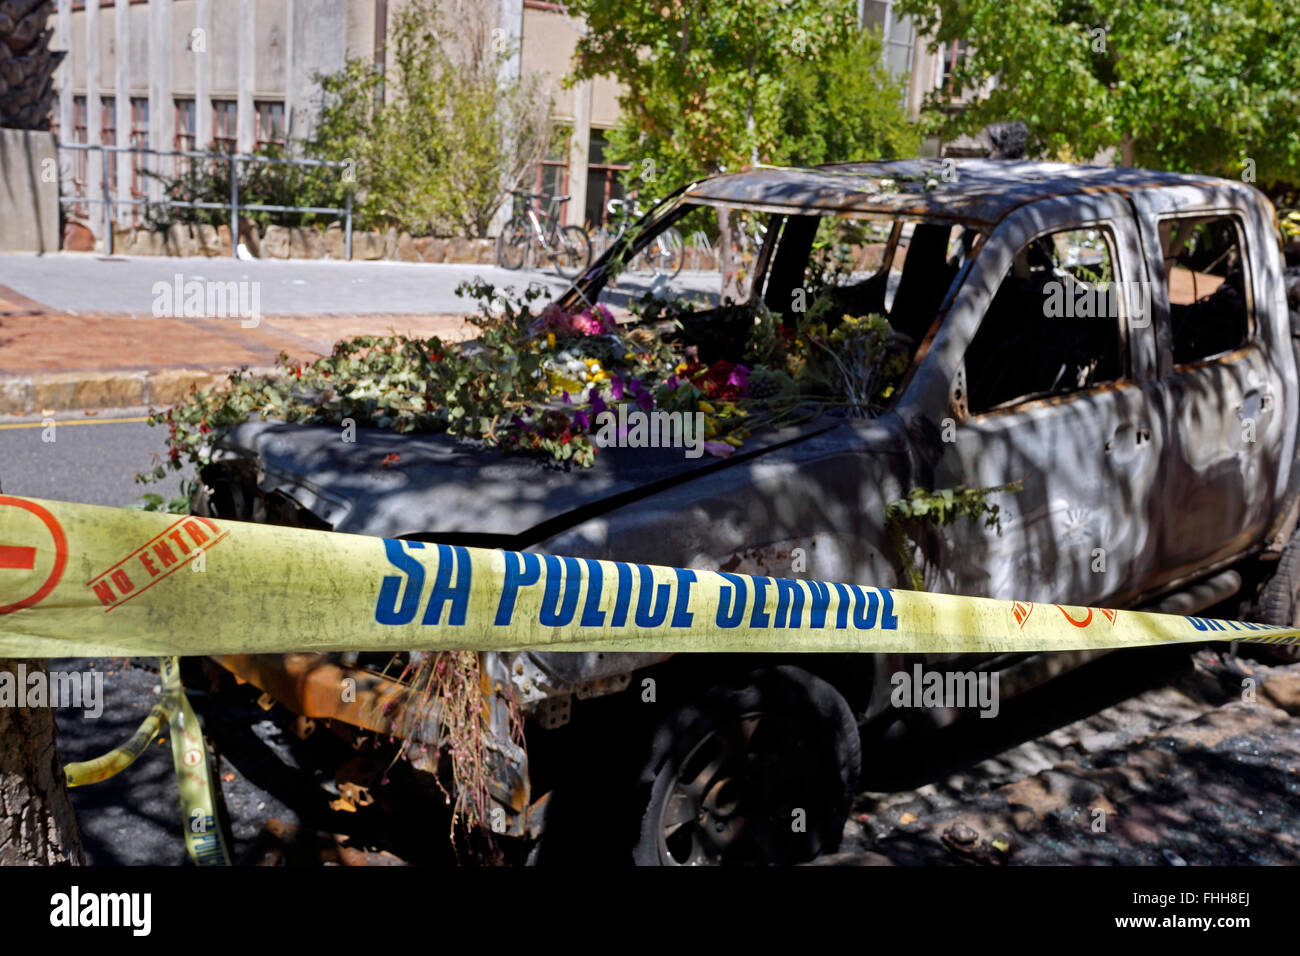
[885,481,1024,590]
[567,0,867,187]
[897,0,1300,184]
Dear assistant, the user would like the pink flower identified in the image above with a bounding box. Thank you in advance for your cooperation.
[727,364,750,392]
[702,441,734,459]
[610,376,625,400]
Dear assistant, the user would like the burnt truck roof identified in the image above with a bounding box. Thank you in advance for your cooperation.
[682,159,1230,226]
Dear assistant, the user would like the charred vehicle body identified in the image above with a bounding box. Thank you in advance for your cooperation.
[195,160,1300,864]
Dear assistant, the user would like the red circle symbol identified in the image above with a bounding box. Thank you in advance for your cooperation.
[1056,605,1094,628]
[183,749,202,767]
[0,496,68,615]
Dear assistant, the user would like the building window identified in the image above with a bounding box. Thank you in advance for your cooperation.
[72,95,87,143]
[70,95,88,204]
[863,0,916,82]
[174,98,196,151]
[129,97,149,202]
[127,96,149,222]
[585,129,629,229]
[533,131,569,204]
[212,99,238,153]
[101,96,117,187]
[937,39,969,95]
[255,101,285,150]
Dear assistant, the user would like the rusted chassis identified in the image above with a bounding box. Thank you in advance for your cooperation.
[210,652,537,838]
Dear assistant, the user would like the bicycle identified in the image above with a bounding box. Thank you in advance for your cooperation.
[497,191,593,278]
[600,198,686,280]
[725,210,767,299]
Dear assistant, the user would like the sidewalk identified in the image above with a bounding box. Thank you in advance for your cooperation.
[0,283,477,416]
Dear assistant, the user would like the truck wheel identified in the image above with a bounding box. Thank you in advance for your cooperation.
[632,666,860,865]
[1245,530,1300,662]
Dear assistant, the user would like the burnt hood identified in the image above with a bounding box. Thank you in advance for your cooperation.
[216,418,838,543]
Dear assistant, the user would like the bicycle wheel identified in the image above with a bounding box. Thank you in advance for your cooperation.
[553,225,592,278]
[497,216,531,270]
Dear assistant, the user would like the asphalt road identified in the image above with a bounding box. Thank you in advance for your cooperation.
[0,252,719,315]
[0,415,184,507]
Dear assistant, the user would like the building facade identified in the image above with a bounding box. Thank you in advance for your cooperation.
[51,0,957,236]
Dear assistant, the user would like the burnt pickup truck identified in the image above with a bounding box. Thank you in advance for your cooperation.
[195,160,1300,865]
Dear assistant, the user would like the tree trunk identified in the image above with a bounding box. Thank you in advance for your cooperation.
[1120,135,1137,169]
[717,206,746,303]
[0,659,84,865]
[0,0,65,131]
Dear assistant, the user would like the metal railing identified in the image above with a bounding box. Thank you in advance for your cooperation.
[57,142,354,259]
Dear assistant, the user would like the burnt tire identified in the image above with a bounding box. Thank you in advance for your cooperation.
[1244,529,1300,663]
[632,666,860,865]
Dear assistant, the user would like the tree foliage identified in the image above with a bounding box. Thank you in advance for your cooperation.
[306,0,554,236]
[776,26,920,166]
[567,0,873,189]
[896,0,1300,187]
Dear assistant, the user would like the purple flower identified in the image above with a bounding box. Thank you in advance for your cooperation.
[635,389,654,412]
[727,364,751,391]
[663,374,681,391]
[610,376,625,401]
[588,388,607,415]
[703,441,734,459]
[561,390,572,405]
[573,410,590,431]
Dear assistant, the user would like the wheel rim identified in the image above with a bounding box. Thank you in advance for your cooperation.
[499,224,530,269]
[654,709,818,865]
[553,229,590,277]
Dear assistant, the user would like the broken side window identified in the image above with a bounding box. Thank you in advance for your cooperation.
[965,226,1125,413]
[1158,215,1251,364]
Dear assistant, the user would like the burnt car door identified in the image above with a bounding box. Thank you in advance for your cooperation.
[1128,186,1290,582]
[901,193,1164,607]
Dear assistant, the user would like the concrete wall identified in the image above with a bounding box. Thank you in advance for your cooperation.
[0,130,61,254]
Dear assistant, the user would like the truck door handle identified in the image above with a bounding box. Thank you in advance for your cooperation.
[1106,424,1151,453]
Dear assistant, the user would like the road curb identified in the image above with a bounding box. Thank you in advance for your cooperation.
[0,367,278,417]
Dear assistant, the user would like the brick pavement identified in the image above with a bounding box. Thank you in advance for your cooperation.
[0,284,478,415]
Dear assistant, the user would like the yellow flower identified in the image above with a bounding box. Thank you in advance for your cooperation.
[547,372,584,394]
[724,434,744,447]
[547,332,556,349]
[698,401,715,414]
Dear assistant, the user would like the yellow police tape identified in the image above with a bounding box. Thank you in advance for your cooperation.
[1,494,1298,658]
[64,656,232,866]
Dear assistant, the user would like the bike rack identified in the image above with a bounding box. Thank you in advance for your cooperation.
[687,230,714,271]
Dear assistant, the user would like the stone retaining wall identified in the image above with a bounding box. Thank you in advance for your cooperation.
[59,219,739,268]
